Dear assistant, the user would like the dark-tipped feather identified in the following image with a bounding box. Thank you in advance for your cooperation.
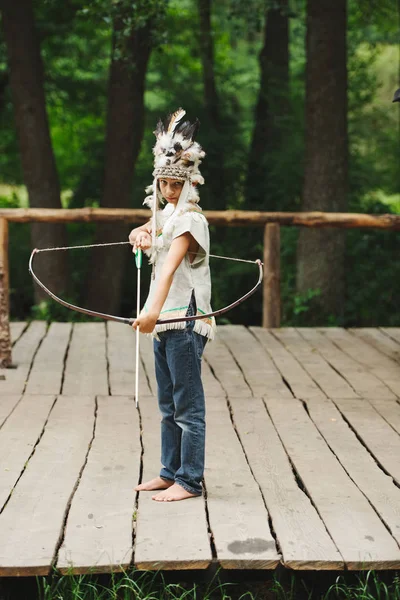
[174,118,200,140]
[153,119,165,138]
[392,88,400,103]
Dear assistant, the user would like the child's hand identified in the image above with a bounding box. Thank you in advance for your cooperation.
[132,311,158,334]
[133,232,152,251]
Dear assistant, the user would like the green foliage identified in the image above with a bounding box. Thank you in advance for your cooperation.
[0,0,399,324]
[35,569,257,600]
[28,569,400,600]
[326,571,400,600]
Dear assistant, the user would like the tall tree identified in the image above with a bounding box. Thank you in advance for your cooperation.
[197,0,225,208]
[246,0,290,210]
[85,2,164,314]
[0,0,69,300]
[296,0,348,322]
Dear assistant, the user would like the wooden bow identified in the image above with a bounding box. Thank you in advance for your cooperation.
[28,244,263,326]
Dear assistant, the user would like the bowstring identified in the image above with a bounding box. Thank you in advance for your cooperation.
[34,241,259,264]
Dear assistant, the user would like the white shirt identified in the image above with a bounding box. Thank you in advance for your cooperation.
[143,202,216,339]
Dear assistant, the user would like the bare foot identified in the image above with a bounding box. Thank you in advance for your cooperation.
[135,477,173,492]
[152,483,200,502]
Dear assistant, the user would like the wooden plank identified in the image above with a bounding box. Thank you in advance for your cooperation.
[57,396,140,574]
[0,322,47,395]
[0,395,22,427]
[202,355,225,397]
[351,328,400,364]
[62,323,108,395]
[369,399,400,436]
[25,323,71,395]
[381,328,400,346]
[305,397,400,548]
[134,394,212,570]
[297,328,396,400]
[334,398,400,486]
[136,334,157,396]
[318,328,400,398]
[270,328,358,399]
[107,322,152,396]
[229,396,343,569]
[0,395,56,510]
[205,395,280,569]
[219,325,292,399]
[265,396,400,569]
[10,322,26,344]
[202,334,251,398]
[0,395,94,576]
[250,327,326,400]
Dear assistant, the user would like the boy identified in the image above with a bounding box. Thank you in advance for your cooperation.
[129,109,215,502]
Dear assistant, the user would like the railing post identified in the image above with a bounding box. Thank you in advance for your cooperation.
[0,218,12,368]
[262,223,281,328]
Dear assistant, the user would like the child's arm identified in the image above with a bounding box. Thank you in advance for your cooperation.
[128,220,152,250]
[132,232,195,334]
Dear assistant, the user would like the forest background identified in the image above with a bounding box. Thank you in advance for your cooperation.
[0,0,399,328]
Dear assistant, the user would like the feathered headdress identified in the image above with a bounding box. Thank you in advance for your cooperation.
[152,108,205,185]
[143,108,206,265]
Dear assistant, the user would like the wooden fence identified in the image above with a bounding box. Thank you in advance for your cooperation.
[0,208,399,367]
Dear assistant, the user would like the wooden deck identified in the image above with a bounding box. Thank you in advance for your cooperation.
[1,322,400,575]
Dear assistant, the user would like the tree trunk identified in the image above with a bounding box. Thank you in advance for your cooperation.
[84,21,152,314]
[0,0,69,300]
[246,0,289,210]
[296,0,348,323]
[197,0,225,209]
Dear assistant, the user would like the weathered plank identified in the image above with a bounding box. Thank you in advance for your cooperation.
[0,395,21,428]
[270,328,358,399]
[25,323,71,395]
[0,395,94,576]
[10,322,26,344]
[351,328,400,364]
[202,335,251,398]
[205,395,280,569]
[0,322,47,395]
[334,398,400,486]
[297,328,395,400]
[57,396,140,574]
[318,328,400,398]
[134,395,212,570]
[219,326,291,399]
[304,397,400,547]
[229,395,343,569]
[0,395,56,510]
[202,350,225,397]
[250,327,326,400]
[136,334,157,396]
[368,399,400,437]
[62,323,108,395]
[381,328,400,346]
[265,396,400,569]
[107,322,152,396]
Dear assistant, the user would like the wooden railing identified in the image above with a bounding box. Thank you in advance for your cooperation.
[0,207,399,367]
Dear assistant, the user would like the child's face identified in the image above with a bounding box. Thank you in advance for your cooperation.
[159,178,184,205]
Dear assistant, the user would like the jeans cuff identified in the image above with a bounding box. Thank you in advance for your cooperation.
[160,468,175,482]
[175,478,202,496]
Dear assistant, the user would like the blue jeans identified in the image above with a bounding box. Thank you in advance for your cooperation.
[153,315,207,495]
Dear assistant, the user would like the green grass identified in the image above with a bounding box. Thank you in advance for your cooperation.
[35,569,256,600]
[25,569,400,600]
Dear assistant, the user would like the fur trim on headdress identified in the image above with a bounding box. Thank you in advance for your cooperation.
[143,108,205,267]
